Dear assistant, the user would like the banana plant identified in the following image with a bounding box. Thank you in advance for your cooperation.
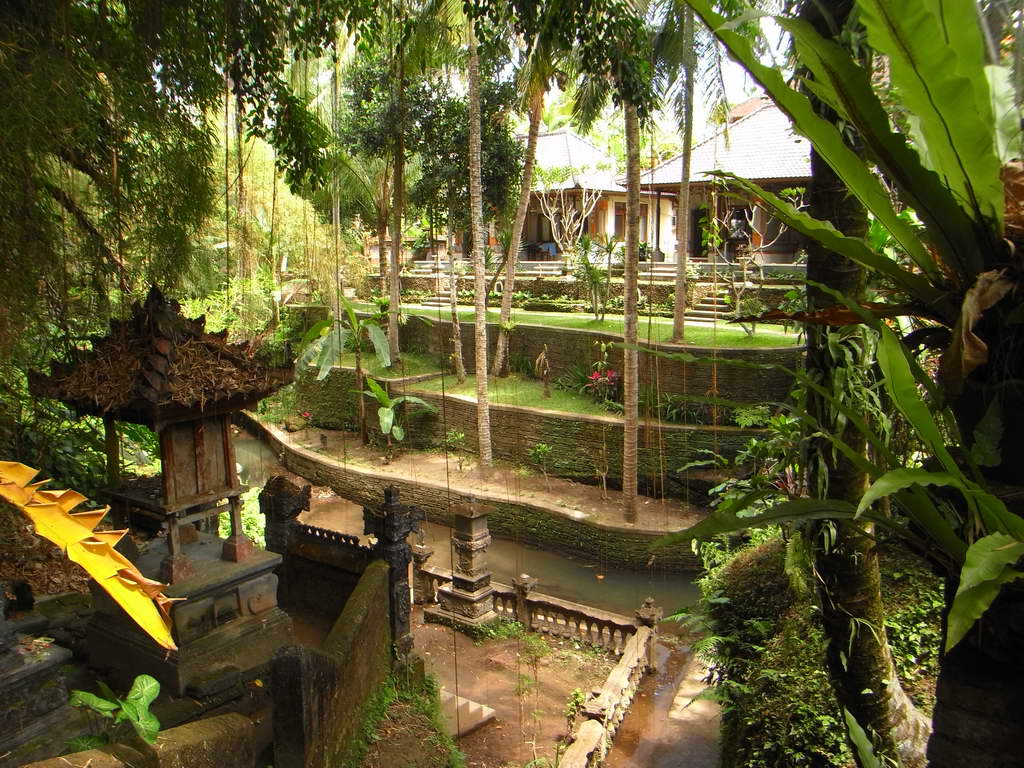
[361,377,435,456]
[297,296,391,443]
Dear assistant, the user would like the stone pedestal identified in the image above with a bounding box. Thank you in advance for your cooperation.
[0,587,79,767]
[425,498,498,632]
[88,531,293,697]
[412,543,435,605]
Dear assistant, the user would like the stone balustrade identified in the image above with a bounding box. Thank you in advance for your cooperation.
[416,563,638,655]
[560,626,656,768]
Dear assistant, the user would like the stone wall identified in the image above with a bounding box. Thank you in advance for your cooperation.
[240,414,700,571]
[282,524,377,620]
[22,713,257,768]
[395,315,801,405]
[294,367,759,498]
[294,366,360,431]
[405,390,759,497]
[271,560,393,768]
[391,275,793,311]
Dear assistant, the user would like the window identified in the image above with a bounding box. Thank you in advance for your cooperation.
[614,203,625,238]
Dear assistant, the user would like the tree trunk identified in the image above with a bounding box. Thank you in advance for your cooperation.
[800,4,928,763]
[621,101,640,521]
[448,207,467,384]
[355,342,368,444]
[388,54,404,363]
[468,27,492,468]
[928,581,1024,767]
[493,89,544,376]
[670,5,694,343]
[377,221,388,295]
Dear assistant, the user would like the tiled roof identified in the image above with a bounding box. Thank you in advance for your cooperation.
[531,130,626,193]
[641,102,812,187]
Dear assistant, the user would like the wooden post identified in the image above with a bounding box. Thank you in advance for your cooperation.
[103,416,120,488]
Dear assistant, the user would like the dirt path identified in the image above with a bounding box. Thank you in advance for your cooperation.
[413,607,615,768]
[279,425,703,535]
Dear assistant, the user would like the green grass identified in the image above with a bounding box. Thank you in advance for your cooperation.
[358,303,800,348]
[336,350,441,379]
[413,374,614,417]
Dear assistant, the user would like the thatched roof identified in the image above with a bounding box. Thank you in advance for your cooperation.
[30,286,291,427]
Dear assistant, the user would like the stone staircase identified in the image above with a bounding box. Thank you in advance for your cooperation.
[422,288,453,309]
[686,285,732,322]
[638,261,678,280]
[439,688,496,737]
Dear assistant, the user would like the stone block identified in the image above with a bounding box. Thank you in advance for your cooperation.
[148,713,255,768]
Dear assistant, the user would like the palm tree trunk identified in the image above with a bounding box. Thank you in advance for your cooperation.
[388,52,404,364]
[670,5,694,343]
[468,26,492,468]
[355,343,368,443]
[622,101,640,521]
[448,207,467,383]
[493,89,544,376]
[377,221,388,292]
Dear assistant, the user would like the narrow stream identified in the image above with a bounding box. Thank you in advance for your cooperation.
[235,430,717,768]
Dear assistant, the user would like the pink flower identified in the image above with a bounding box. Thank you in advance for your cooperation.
[588,371,602,381]
[605,370,618,380]
[302,411,311,419]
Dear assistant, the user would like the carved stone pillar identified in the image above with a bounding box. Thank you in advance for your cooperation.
[635,596,663,628]
[425,497,498,632]
[363,485,423,658]
[259,474,311,554]
[412,541,436,605]
[513,573,538,630]
[635,596,662,672]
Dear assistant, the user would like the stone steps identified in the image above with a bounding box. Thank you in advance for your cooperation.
[439,689,496,738]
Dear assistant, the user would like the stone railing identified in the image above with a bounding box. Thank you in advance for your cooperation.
[415,562,639,655]
[559,625,657,768]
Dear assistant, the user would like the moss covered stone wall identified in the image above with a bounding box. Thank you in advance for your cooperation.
[242,414,699,571]
[406,390,758,496]
[271,560,393,768]
[395,315,801,405]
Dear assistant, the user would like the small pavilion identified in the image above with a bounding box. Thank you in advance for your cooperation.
[29,286,294,695]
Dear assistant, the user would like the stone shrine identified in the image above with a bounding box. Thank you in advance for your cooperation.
[0,584,76,767]
[30,287,294,696]
[425,498,498,631]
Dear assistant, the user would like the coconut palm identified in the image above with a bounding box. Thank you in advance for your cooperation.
[492,38,562,376]
[467,21,494,467]
[621,100,642,521]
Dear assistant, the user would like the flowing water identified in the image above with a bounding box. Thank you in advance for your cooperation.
[235,430,717,767]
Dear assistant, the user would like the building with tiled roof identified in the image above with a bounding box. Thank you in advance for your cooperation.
[641,97,811,187]
[637,98,811,264]
[523,130,676,262]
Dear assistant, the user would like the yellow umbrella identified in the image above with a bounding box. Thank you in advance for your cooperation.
[0,461,178,650]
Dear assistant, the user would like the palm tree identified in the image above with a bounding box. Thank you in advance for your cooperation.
[492,44,554,376]
[621,100,641,521]
[468,22,494,468]
[658,3,696,342]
